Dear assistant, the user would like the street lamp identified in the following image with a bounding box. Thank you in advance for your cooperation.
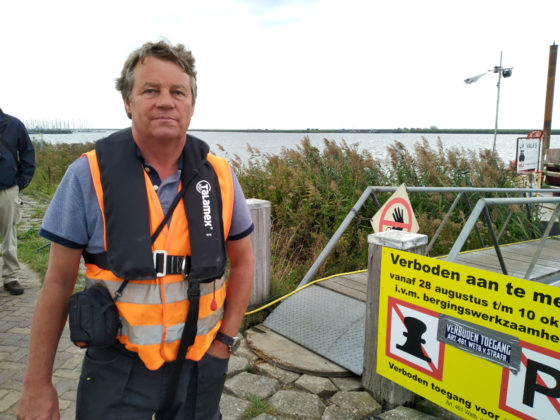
[465,51,513,152]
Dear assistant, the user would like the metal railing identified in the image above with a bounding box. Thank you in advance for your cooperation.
[297,186,560,287]
[445,195,560,279]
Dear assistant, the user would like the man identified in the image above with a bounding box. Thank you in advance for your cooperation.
[0,108,35,296]
[17,40,255,419]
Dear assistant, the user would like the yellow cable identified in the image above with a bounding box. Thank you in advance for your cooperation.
[244,268,367,316]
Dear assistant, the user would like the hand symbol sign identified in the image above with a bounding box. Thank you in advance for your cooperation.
[392,207,404,230]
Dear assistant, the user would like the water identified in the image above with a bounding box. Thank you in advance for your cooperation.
[31,129,560,166]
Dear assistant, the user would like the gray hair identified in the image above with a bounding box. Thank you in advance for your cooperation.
[115,40,197,108]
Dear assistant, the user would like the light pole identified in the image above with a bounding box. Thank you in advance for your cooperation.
[465,51,513,152]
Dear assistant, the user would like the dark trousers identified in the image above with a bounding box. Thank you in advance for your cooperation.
[76,344,228,419]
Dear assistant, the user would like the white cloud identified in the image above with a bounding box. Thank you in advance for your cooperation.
[2,0,559,129]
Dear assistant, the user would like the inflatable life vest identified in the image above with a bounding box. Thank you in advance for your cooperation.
[82,129,234,370]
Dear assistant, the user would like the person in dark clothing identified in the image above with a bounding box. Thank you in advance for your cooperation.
[0,108,35,295]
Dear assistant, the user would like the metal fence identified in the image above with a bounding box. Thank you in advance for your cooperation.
[297,187,560,287]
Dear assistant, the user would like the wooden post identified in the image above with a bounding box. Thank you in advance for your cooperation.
[247,199,271,307]
[362,230,428,408]
[541,43,557,168]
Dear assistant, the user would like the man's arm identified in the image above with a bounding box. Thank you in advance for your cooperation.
[16,122,35,191]
[17,243,82,420]
[208,235,254,358]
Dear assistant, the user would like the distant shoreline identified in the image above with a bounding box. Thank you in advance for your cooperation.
[191,128,560,135]
[28,128,560,135]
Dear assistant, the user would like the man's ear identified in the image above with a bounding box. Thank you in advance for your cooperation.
[123,96,132,119]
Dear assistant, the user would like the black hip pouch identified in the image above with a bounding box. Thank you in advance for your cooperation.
[68,285,121,348]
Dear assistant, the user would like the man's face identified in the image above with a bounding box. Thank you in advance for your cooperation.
[124,57,195,142]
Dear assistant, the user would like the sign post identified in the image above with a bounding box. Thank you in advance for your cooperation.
[363,231,427,408]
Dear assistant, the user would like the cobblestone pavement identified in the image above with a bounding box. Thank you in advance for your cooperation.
[0,263,82,420]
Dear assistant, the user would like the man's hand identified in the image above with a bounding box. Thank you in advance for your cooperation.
[206,339,231,359]
[392,207,404,230]
[17,382,60,420]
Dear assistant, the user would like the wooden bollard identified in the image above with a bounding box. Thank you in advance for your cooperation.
[362,230,428,408]
[247,199,271,307]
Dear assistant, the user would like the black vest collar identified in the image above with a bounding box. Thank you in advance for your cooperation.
[90,128,226,281]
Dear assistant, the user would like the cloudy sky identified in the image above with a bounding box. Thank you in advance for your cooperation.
[2,0,559,130]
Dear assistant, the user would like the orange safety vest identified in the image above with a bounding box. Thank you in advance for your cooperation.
[83,144,234,371]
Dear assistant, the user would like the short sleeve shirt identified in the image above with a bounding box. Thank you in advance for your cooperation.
[40,154,254,252]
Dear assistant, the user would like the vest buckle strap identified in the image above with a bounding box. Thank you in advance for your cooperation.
[153,250,168,278]
[168,255,185,276]
[153,250,185,277]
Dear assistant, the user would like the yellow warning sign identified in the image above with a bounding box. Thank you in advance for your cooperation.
[377,248,560,420]
[371,184,419,233]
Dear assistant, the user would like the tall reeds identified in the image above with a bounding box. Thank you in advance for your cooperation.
[233,136,538,295]
[231,137,387,294]
[24,136,537,299]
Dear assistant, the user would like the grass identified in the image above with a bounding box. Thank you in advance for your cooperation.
[15,140,93,284]
[15,136,540,307]
[17,226,50,279]
[242,395,273,418]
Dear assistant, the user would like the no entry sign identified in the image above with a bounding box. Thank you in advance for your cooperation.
[371,184,419,233]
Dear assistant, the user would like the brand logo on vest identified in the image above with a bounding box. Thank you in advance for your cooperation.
[196,180,213,231]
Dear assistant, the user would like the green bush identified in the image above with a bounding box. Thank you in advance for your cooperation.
[384,137,540,255]
[27,140,95,199]
[233,136,537,295]
[232,137,387,293]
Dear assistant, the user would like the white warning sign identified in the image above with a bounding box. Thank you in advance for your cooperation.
[371,184,419,233]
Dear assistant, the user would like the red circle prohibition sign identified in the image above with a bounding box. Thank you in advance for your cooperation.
[379,197,413,231]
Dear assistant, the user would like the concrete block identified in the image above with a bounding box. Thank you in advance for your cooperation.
[254,361,300,384]
[330,376,363,391]
[295,375,338,398]
[224,372,281,399]
[227,355,249,377]
[268,390,325,419]
[220,393,252,420]
[329,391,382,418]
[378,405,437,419]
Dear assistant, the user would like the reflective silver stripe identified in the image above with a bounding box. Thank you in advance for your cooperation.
[199,278,225,297]
[84,276,225,346]
[197,307,225,336]
[121,323,163,345]
[163,307,225,343]
[119,306,224,346]
[84,277,225,304]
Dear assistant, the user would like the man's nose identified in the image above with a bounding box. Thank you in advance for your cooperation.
[156,90,175,108]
